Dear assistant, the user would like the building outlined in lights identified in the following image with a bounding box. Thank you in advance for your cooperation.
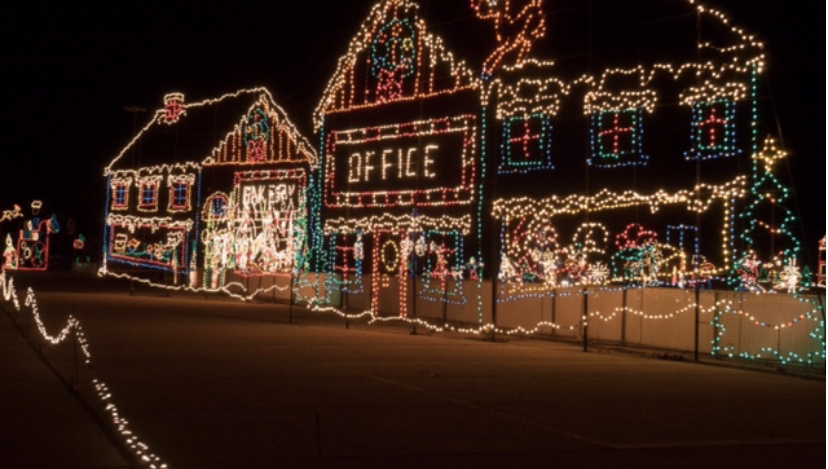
[100,0,809,325]
[102,89,316,294]
[482,0,781,300]
[309,0,487,320]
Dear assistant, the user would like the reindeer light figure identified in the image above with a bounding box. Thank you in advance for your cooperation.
[471,0,547,78]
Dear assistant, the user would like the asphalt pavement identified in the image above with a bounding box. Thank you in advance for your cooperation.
[1,274,824,469]
[0,308,128,468]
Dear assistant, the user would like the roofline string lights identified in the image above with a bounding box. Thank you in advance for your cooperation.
[105,87,318,177]
[312,0,480,131]
[101,87,317,296]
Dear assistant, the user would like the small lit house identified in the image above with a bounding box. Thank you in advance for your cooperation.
[309,0,487,321]
[480,0,787,297]
[102,88,316,295]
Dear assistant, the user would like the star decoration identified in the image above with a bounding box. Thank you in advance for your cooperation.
[752,135,788,173]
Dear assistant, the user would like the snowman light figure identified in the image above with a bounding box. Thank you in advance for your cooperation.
[775,258,802,294]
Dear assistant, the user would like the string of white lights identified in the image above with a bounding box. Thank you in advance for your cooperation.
[304,290,822,338]
[1,204,23,224]
[105,87,317,177]
[100,269,291,302]
[0,272,167,469]
[313,0,479,130]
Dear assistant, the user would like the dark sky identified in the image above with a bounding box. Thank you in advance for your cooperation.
[2,0,824,260]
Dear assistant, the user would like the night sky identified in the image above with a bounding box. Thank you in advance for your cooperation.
[2,0,824,264]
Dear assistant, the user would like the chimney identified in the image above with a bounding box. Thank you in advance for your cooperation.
[163,93,185,124]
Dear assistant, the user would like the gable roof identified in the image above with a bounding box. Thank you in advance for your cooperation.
[482,0,765,118]
[105,87,316,175]
[313,0,479,130]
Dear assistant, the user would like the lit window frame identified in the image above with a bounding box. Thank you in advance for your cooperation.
[327,230,365,295]
[137,175,163,212]
[110,177,132,211]
[418,229,467,304]
[499,113,554,175]
[167,174,196,213]
[202,192,230,221]
[588,108,648,169]
[684,99,740,161]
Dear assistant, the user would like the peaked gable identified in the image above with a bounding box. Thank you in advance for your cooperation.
[105,87,316,176]
[313,0,479,130]
[482,0,765,121]
[203,89,317,168]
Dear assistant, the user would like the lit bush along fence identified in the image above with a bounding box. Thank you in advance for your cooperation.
[0,272,168,469]
[290,274,825,369]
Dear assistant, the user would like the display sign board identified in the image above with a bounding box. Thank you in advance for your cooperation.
[325,115,476,208]
[229,169,307,276]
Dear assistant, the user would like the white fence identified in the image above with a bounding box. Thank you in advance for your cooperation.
[284,274,826,369]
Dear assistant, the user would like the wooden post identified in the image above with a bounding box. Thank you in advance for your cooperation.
[72,320,79,392]
[343,273,349,330]
[582,286,589,352]
[694,284,701,362]
[621,287,628,345]
[551,288,557,337]
[289,274,294,324]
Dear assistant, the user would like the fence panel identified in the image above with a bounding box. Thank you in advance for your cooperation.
[587,288,623,343]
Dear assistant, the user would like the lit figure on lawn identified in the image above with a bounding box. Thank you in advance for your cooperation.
[3,234,17,270]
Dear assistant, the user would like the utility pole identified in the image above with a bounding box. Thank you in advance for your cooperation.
[123,106,147,168]
[123,106,145,295]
